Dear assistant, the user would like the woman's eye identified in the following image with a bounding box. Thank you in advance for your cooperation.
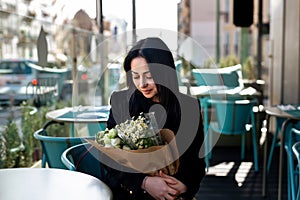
[146,76,153,79]
[133,76,140,80]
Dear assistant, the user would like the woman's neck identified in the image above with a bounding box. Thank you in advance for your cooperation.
[151,95,159,103]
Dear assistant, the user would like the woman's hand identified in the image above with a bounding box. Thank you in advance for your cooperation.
[159,171,187,195]
[143,175,179,200]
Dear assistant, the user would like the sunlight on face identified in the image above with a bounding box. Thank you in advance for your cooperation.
[131,57,158,101]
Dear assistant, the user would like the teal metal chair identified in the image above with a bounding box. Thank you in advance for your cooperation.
[34,121,94,169]
[292,139,300,200]
[286,126,300,200]
[205,98,259,171]
[61,142,107,181]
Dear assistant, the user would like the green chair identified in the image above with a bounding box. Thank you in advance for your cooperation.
[61,142,107,181]
[34,121,94,169]
[205,98,259,171]
[292,139,300,200]
[286,126,300,200]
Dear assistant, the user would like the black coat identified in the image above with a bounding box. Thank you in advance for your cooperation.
[104,89,206,200]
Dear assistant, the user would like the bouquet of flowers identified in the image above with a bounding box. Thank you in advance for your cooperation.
[95,112,162,150]
[88,112,179,175]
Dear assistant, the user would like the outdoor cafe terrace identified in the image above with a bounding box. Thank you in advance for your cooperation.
[1,63,298,200]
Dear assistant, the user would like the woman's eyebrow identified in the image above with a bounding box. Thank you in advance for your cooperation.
[131,70,151,75]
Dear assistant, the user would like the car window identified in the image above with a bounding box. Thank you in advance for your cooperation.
[0,61,32,74]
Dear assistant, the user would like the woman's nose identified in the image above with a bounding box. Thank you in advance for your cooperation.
[139,77,147,88]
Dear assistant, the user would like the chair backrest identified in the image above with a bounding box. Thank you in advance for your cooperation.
[34,129,94,169]
[192,68,223,86]
[291,128,300,153]
[61,142,106,181]
[209,98,257,134]
[292,138,300,200]
[192,64,244,89]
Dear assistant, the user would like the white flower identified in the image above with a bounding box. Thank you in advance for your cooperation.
[103,134,111,145]
[111,138,121,147]
[108,129,118,139]
[122,145,131,150]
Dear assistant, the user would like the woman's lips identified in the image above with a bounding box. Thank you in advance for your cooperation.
[141,89,151,94]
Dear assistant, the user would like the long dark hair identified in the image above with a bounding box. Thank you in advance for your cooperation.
[123,37,181,131]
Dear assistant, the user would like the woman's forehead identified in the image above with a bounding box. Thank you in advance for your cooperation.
[131,57,149,72]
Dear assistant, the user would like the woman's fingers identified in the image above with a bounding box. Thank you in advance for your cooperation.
[163,177,177,185]
[159,170,178,185]
[165,192,178,200]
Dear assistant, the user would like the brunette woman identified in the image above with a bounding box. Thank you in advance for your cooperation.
[105,37,206,200]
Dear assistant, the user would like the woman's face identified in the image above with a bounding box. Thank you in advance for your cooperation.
[130,57,158,102]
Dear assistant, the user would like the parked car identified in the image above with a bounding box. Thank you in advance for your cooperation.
[0,59,64,106]
[0,59,89,106]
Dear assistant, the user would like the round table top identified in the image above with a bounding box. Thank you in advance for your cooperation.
[46,105,110,123]
[265,105,300,120]
[0,168,112,200]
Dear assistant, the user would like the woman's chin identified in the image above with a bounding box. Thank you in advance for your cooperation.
[142,93,154,99]
[143,94,153,99]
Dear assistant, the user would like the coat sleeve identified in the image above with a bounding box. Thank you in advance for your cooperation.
[104,91,148,199]
[173,98,206,199]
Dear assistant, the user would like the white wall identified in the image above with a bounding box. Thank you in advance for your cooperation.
[269,0,300,105]
[283,0,300,104]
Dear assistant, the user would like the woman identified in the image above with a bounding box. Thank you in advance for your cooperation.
[105,37,206,200]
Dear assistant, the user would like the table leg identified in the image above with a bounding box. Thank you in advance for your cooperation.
[87,123,106,136]
[262,114,270,196]
[70,123,75,137]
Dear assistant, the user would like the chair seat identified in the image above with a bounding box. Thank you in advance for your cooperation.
[61,142,107,181]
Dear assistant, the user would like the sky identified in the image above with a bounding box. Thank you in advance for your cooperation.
[58,0,178,32]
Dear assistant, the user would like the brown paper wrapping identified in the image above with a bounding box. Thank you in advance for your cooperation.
[87,129,179,176]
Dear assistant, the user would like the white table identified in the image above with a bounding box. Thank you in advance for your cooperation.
[0,168,112,200]
[45,105,110,136]
[46,106,110,124]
